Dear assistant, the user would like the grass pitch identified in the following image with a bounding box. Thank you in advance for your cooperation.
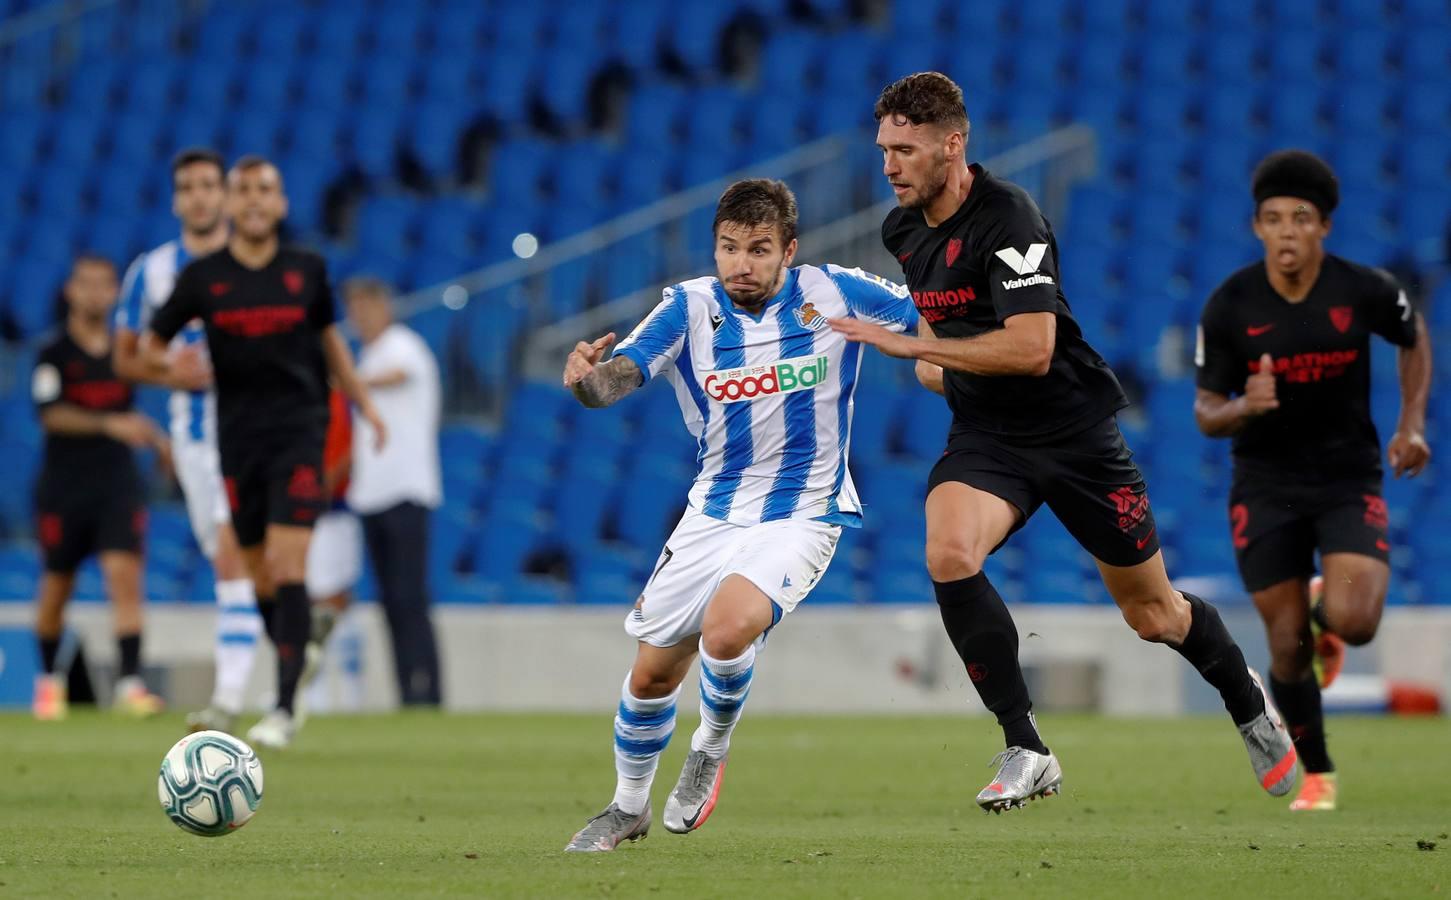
[0,712,1446,898]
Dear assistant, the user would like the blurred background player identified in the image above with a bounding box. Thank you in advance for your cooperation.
[31,254,167,719]
[562,180,918,852]
[140,156,386,749]
[301,387,361,699]
[1194,150,1433,812]
[836,72,1294,810]
[111,147,264,735]
[344,277,443,706]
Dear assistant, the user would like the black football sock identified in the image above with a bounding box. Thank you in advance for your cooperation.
[935,573,1047,754]
[38,636,61,674]
[273,583,311,716]
[257,595,278,644]
[118,633,141,679]
[1270,674,1333,774]
[1172,592,1264,726]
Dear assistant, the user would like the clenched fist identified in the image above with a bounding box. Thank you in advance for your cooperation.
[1242,353,1279,416]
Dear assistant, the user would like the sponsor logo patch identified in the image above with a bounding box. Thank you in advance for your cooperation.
[995,243,1055,291]
[703,354,830,403]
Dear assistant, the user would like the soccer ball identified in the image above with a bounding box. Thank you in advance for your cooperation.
[157,730,264,836]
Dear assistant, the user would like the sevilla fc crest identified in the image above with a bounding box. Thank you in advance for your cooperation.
[283,270,304,295]
[1329,305,1353,334]
[945,238,963,268]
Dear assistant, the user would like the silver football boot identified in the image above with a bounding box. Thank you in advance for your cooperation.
[564,804,651,853]
[976,746,1063,813]
[663,750,728,834]
[1239,668,1298,797]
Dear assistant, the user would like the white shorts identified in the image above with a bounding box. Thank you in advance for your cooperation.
[172,433,231,560]
[306,510,363,600]
[625,507,842,648]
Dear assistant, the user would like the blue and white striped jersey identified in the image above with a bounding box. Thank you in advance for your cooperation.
[613,264,918,528]
[115,239,214,443]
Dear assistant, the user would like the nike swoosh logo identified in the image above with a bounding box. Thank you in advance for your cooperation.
[1136,526,1157,551]
[1247,324,1275,336]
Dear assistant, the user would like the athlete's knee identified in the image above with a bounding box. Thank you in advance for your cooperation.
[1334,613,1379,646]
[700,623,757,661]
[925,535,984,582]
[1119,597,1180,644]
[628,666,680,700]
[1264,620,1312,671]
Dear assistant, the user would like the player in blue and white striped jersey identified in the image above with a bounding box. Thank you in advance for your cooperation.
[111,148,263,735]
[563,179,918,852]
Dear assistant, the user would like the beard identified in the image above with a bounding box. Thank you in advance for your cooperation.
[899,154,949,210]
[186,211,226,237]
[722,260,785,307]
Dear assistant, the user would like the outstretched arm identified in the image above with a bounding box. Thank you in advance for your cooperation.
[831,311,1056,377]
[563,333,644,408]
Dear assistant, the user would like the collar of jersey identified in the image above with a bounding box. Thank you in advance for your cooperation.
[716,267,798,323]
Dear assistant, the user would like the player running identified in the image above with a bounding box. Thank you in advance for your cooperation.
[562,179,918,852]
[1194,150,1432,811]
[112,148,264,735]
[833,72,1295,811]
[31,254,168,719]
[140,156,385,749]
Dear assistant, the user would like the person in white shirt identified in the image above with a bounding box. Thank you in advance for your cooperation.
[343,277,443,706]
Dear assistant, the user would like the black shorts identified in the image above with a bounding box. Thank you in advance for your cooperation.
[1228,473,1389,592]
[34,478,145,573]
[927,415,1159,567]
[221,432,326,548]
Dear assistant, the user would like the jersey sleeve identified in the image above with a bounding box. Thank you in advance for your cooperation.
[309,258,339,330]
[980,202,1062,322]
[114,253,149,333]
[31,346,63,412]
[1195,288,1242,396]
[823,264,919,333]
[612,285,689,382]
[149,262,201,342]
[1365,268,1418,348]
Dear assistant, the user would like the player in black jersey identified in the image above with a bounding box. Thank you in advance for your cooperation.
[141,156,386,749]
[832,72,1294,811]
[1195,150,1432,812]
[30,254,168,720]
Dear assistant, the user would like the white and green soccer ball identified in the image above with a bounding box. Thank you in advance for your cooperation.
[157,730,264,836]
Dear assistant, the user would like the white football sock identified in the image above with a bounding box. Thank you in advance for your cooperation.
[211,579,261,714]
[612,674,680,815]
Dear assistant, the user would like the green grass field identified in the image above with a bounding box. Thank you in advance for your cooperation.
[1,712,1446,898]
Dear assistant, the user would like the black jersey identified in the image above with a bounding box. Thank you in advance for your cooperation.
[31,329,139,486]
[150,245,336,445]
[883,164,1127,442]
[1196,255,1417,482]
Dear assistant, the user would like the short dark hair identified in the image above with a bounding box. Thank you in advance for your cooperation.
[713,179,798,245]
[874,71,970,136]
[70,252,116,276]
[171,147,224,180]
[1252,149,1339,218]
[229,154,281,182]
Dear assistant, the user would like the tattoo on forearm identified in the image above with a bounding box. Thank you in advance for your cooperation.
[573,356,643,408]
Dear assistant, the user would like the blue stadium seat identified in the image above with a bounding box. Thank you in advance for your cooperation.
[418,54,473,104]
[368,6,426,57]
[424,4,487,54]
